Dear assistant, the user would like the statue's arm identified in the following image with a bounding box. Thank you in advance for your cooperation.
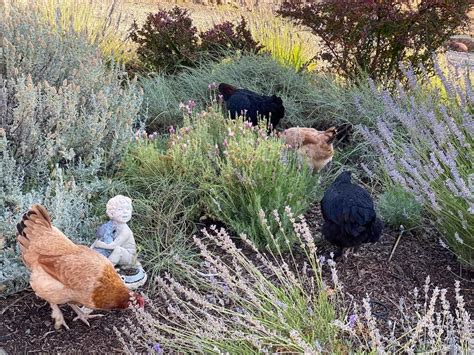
[94,229,131,249]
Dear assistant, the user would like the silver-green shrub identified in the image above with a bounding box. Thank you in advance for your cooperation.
[0,6,142,295]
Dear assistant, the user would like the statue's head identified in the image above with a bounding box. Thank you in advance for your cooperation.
[106,195,132,223]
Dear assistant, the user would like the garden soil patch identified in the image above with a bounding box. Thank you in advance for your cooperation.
[1,204,472,354]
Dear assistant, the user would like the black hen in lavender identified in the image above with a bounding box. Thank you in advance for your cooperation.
[321,171,383,259]
[218,83,284,131]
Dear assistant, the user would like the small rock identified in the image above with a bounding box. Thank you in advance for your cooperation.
[44,320,51,327]
[25,329,31,335]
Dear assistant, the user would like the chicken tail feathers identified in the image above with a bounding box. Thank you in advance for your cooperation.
[16,204,52,254]
[16,204,52,240]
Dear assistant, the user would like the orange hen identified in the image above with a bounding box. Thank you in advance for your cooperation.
[16,204,144,330]
[282,127,337,172]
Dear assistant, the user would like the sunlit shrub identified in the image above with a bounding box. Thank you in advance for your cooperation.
[13,0,132,63]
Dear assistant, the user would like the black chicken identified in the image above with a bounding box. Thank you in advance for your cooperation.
[218,83,284,131]
[320,171,383,259]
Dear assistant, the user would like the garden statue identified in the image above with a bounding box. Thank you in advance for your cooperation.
[91,195,147,290]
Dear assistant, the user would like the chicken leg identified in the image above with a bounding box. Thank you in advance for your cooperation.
[50,303,70,330]
[69,304,104,327]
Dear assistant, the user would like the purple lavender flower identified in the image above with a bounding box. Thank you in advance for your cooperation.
[400,62,417,89]
[347,314,357,328]
[187,100,196,114]
[208,82,218,90]
[445,179,460,197]
[433,59,455,98]
[153,343,164,354]
[430,152,444,175]
[463,71,473,105]
[148,131,158,140]
[376,119,393,143]
[360,163,374,179]
[440,105,467,148]
[244,120,253,129]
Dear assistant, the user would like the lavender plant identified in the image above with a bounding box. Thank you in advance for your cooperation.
[116,212,472,353]
[116,210,342,353]
[336,277,472,353]
[360,61,473,266]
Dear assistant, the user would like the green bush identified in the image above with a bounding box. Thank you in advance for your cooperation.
[124,107,318,250]
[379,186,423,230]
[202,118,318,250]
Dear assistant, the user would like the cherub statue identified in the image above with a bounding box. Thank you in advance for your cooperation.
[91,195,137,267]
[90,195,147,291]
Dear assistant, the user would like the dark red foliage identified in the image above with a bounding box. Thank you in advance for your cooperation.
[278,0,472,83]
[129,8,262,74]
[129,7,199,73]
[200,17,263,57]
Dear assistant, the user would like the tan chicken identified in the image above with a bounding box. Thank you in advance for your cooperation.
[16,204,144,330]
[282,127,337,172]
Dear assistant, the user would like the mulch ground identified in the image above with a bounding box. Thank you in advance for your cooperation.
[1,202,473,354]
